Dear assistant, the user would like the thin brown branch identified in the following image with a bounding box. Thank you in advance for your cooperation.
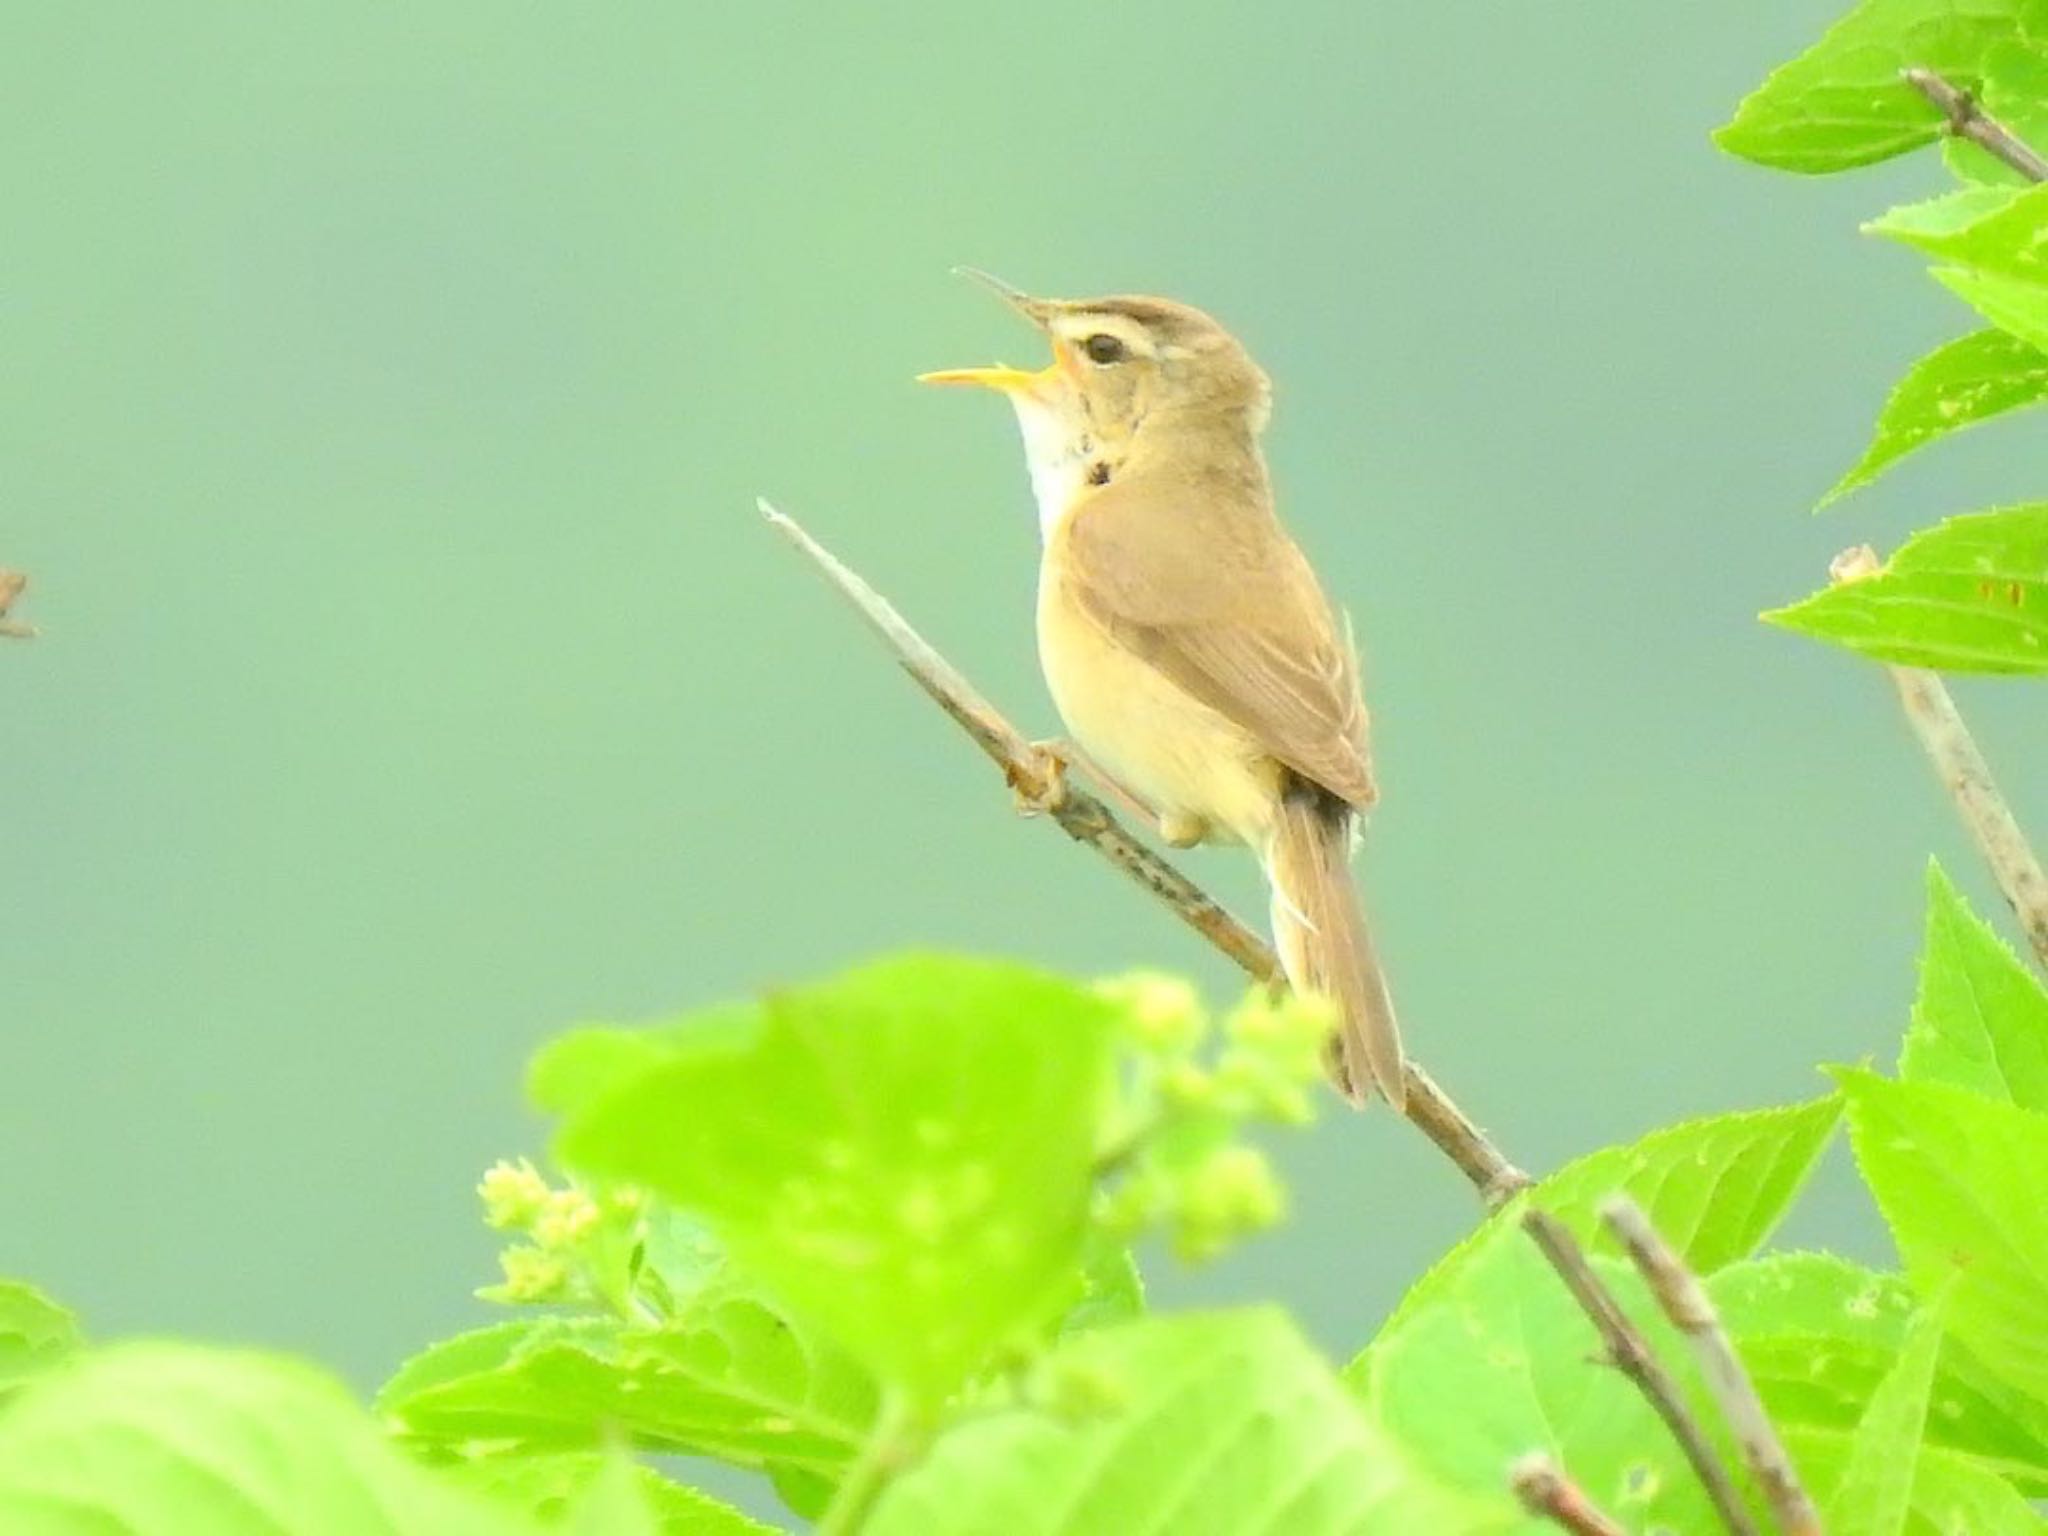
[0,568,33,640]
[1509,1453,1627,1536]
[1522,1211,1760,1536]
[764,502,1779,1524]
[1903,68,2048,183]
[1602,1198,1820,1536]
[1831,546,2048,973]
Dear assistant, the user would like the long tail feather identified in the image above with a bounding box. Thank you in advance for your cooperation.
[1267,780,1406,1109]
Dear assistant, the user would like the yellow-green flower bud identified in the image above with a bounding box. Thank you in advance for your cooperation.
[1182,1145,1287,1236]
[477,1158,551,1232]
[533,1187,603,1251]
[1096,971,1206,1055]
[479,1244,569,1304]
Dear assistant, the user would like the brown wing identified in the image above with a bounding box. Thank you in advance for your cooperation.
[1062,480,1376,809]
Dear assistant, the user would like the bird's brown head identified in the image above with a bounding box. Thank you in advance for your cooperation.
[921,271,1271,529]
[922,269,1269,426]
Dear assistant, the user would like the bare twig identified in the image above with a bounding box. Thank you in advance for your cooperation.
[764,502,1773,1525]
[1522,1211,1761,1535]
[1602,1198,1821,1536]
[1510,1453,1627,1536]
[1903,68,2048,183]
[1832,546,2048,973]
[0,568,33,640]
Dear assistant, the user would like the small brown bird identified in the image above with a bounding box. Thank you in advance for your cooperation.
[922,272,1405,1107]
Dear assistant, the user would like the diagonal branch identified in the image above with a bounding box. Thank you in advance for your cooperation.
[764,500,1764,1531]
[1602,1197,1820,1536]
[1510,1453,1627,1536]
[1522,1211,1761,1536]
[1831,546,2048,974]
[0,568,33,640]
[1903,68,2048,184]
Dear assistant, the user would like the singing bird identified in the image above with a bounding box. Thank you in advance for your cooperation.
[921,273,1405,1107]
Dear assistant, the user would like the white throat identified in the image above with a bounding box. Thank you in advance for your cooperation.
[1005,395,1096,542]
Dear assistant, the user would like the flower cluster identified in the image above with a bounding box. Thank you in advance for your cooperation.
[1092,974,1330,1261]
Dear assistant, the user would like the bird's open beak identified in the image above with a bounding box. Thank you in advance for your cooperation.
[917,267,1064,392]
[916,363,1048,392]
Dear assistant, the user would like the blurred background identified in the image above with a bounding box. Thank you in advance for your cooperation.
[5,0,2046,1503]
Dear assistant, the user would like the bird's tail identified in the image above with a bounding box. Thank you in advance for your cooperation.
[1266,778,1407,1109]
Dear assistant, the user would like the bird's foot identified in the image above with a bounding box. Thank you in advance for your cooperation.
[1007,739,1070,818]
[1158,809,1209,848]
[1027,735,1168,830]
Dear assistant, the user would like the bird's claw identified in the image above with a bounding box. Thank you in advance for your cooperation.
[1007,740,1069,817]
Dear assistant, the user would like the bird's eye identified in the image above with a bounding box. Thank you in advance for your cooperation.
[1082,333,1128,365]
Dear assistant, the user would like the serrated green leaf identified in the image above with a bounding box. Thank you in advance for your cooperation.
[1765,504,2048,672]
[1533,1096,1842,1273]
[453,1453,778,1535]
[1787,1429,2048,1535]
[560,1457,663,1536]
[869,1310,1470,1535]
[1358,1223,1733,1532]
[380,1304,874,1497]
[0,1281,81,1399]
[1938,263,2048,351]
[1354,1095,1840,1380]
[555,954,1116,1407]
[527,1003,759,1117]
[1873,182,2048,284]
[1840,1070,2048,1405]
[1711,1252,2048,1494]
[1870,185,2030,246]
[0,1342,538,1535]
[1822,330,2048,507]
[1870,180,2048,373]
[1829,1283,1954,1536]
[1904,861,2048,1109]
[1716,0,2048,174]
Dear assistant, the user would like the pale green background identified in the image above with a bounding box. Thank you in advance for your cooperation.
[5,0,2046,1510]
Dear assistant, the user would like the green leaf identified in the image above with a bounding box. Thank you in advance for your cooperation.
[1358,1095,1840,1377]
[453,1452,777,1534]
[1715,0,2047,174]
[1788,1430,2048,1535]
[1711,1252,2048,1494]
[380,1304,874,1503]
[555,954,1116,1406]
[1869,185,2030,248]
[0,1281,81,1399]
[1840,1070,2048,1405]
[1821,330,2048,507]
[1867,182,2048,353]
[868,1310,1466,1534]
[1903,861,2048,1109]
[1939,263,2048,351]
[1531,1095,1842,1273]
[559,1458,663,1536]
[1828,1283,1954,1536]
[1354,1223,1731,1533]
[1872,183,2048,283]
[1764,504,2048,672]
[0,1342,538,1535]
[527,1003,757,1118]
